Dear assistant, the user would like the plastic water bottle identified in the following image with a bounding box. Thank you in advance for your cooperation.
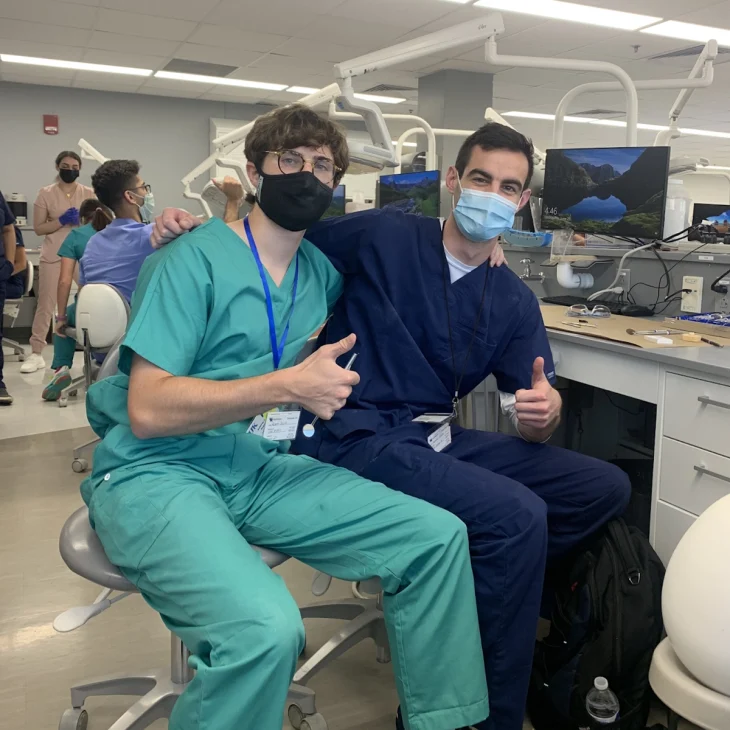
[585,677,620,727]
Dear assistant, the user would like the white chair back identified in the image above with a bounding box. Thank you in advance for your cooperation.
[74,284,129,351]
[23,260,34,297]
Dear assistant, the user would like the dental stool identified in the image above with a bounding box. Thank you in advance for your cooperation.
[649,495,730,730]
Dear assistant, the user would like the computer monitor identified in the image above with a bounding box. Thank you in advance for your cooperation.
[377,170,441,217]
[692,203,730,233]
[541,146,670,239]
[323,185,346,219]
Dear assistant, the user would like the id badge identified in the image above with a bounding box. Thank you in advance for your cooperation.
[427,423,452,453]
[412,413,452,425]
[263,410,301,441]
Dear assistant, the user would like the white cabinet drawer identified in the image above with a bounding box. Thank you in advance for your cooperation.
[663,373,730,456]
[653,501,696,567]
[659,438,730,516]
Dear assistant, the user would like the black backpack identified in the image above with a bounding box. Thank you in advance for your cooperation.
[527,519,665,730]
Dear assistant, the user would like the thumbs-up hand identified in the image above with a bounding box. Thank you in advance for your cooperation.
[514,356,561,435]
[289,334,360,420]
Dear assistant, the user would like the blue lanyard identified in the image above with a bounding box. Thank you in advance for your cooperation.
[244,216,299,370]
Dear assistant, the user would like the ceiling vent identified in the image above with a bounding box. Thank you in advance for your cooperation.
[572,108,624,118]
[162,59,239,77]
[649,44,730,60]
[363,83,417,93]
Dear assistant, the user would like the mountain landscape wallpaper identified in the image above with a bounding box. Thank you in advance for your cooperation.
[379,170,440,217]
[541,146,670,239]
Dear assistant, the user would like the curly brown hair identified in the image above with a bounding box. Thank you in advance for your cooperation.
[244,104,349,203]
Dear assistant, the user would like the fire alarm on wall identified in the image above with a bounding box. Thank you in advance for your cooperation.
[43,114,59,135]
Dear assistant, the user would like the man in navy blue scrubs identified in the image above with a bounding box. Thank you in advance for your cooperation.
[154,123,631,730]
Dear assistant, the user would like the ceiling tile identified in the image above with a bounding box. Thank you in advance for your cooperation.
[137,86,204,99]
[0,63,76,81]
[330,0,452,29]
[675,0,730,25]
[206,0,341,36]
[272,38,371,64]
[73,69,145,87]
[293,15,405,45]
[0,18,91,47]
[81,48,167,71]
[99,0,220,22]
[249,53,334,77]
[577,0,722,18]
[492,22,624,59]
[141,75,216,92]
[0,74,72,88]
[0,0,96,29]
[560,32,701,62]
[94,8,196,41]
[86,30,180,57]
[174,43,264,68]
[185,24,289,53]
[0,39,86,61]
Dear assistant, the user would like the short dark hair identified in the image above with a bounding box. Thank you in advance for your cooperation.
[244,103,349,204]
[91,159,140,213]
[55,150,82,168]
[455,123,535,189]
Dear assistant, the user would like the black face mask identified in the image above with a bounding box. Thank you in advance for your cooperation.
[59,169,80,183]
[256,170,333,232]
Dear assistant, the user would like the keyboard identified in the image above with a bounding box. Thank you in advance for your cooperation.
[541,295,624,315]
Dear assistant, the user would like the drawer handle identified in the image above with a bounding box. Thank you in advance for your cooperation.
[697,395,730,410]
[694,465,730,484]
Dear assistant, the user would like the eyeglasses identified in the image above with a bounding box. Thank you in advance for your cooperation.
[566,304,611,318]
[267,150,340,184]
[127,184,152,195]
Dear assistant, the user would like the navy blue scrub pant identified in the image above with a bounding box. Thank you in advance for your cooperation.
[308,425,631,730]
[0,271,24,390]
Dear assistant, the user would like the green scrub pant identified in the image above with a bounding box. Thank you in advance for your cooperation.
[51,301,77,370]
[86,452,489,730]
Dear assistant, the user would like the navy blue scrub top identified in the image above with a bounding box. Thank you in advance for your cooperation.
[303,208,556,440]
[0,191,17,285]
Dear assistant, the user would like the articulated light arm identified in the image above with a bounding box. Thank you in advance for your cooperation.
[78,139,108,164]
[484,38,639,146]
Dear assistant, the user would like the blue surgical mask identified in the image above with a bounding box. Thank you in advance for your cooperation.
[452,179,518,243]
[137,192,155,223]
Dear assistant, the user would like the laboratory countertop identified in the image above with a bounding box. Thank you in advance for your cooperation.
[547,327,730,381]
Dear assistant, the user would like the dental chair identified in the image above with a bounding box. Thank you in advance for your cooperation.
[55,336,389,730]
[62,284,129,472]
[2,260,34,360]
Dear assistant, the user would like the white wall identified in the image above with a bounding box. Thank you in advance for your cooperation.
[0,81,271,247]
[679,172,730,207]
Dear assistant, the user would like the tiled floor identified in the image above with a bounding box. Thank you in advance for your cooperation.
[1,344,89,442]
[0,425,696,730]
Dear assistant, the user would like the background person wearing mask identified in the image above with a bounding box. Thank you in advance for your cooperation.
[41,198,112,402]
[0,190,26,405]
[23,151,94,374]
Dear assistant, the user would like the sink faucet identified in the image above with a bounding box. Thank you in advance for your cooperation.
[520,258,545,283]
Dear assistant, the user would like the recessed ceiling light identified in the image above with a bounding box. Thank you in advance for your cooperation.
[474,0,661,31]
[285,86,406,104]
[286,86,320,94]
[0,54,152,76]
[502,110,730,139]
[640,21,730,47]
[154,70,287,91]
[706,165,730,171]
[391,141,418,147]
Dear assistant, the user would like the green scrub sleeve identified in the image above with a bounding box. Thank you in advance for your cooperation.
[58,229,81,260]
[119,242,212,377]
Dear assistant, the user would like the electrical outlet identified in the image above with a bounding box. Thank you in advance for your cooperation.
[681,275,704,314]
[617,268,630,294]
[717,295,730,315]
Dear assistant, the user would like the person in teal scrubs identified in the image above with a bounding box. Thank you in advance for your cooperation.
[81,104,489,730]
[42,198,112,399]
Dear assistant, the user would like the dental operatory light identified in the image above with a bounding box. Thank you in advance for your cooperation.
[154,71,287,91]
[641,21,730,47]
[473,0,661,31]
[0,54,153,76]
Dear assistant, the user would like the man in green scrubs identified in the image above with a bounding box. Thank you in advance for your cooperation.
[81,104,489,730]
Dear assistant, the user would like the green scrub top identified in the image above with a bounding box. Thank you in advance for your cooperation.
[83,217,343,494]
[58,222,95,260]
